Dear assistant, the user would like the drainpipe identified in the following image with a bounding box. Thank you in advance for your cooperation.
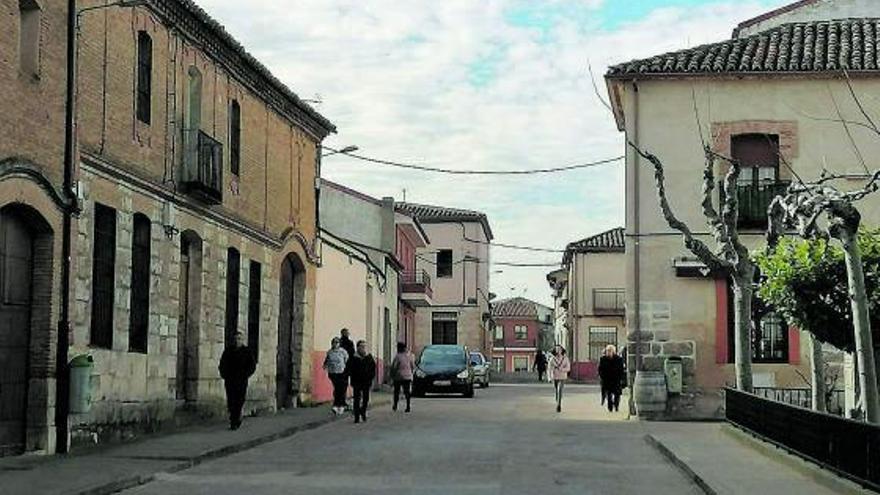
[631,80,643,394]
[57,0,78,454]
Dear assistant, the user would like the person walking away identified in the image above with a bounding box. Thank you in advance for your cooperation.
[550,346,571,413]
[534,350,548,382]
[218,331,256,430]
[339,328,357,410]
[323,337,349,415]
[390,342,415,413]
[598,344,625,412]
[349,340,376,423]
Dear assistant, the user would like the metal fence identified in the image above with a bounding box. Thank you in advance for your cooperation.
[725,387,880,491]
[593,288,625,314]
[752,387,846,416]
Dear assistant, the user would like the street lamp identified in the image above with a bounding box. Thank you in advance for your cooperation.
[322,145,358,157]
[58,0,147,455]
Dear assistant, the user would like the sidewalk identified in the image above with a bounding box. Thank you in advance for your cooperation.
[0,393,389,495]
[644,422,872,495]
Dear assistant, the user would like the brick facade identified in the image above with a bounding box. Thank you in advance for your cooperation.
[0,0,332,453]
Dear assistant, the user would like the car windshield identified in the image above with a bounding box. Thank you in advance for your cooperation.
[420,346,466,366]
[469,353,483,365]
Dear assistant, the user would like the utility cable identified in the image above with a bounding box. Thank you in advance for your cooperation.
[323,146,624,175]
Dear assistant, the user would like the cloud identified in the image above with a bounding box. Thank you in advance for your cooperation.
[197,0,788,304]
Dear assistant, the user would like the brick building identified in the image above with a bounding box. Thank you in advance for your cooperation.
[490,297,553,373]
[0,0,334,455]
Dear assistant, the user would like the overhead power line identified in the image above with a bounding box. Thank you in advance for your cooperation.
[416,254,560,268]
[323,146,624,175]
[463,236,565,253]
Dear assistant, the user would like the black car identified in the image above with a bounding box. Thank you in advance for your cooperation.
[412,345,475,398]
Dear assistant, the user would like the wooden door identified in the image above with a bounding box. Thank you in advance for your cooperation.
[276,258,294,409]
[0,211,33,456]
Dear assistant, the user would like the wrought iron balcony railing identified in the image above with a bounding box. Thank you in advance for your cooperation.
[182,129,223,204]
[593,288,625,315]
[401,269,433,298]
[720,180,790,228]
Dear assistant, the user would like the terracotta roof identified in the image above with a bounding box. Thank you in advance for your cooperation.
[492,297,551,318]
[606,18,880,78]
[149,0,335,138]
[396,202,494,240]
[563,227,625,265]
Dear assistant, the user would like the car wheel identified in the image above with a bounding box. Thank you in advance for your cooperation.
[481,381,489,389]
[463,385,475,398]
[413,387,425,398]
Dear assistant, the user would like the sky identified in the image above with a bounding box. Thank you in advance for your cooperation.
[197,0,791,305]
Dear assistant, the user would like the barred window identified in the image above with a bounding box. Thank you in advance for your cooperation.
[247,260,262,361]
[90,204,117,349]
[588,327,617,362]
[128,213,150,353]
[225,248,240,348]
[136,31,152,124]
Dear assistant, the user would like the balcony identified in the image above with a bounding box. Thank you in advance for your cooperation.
[400,269,433,307]
[593,288,625,315]
[181,130,223,205]
[721,180,790,229]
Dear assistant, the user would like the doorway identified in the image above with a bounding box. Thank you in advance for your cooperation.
[177,231,202,403]
[276,253,305,409]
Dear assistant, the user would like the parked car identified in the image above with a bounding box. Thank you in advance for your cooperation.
[413,345,474,398]
[470,351,490,388]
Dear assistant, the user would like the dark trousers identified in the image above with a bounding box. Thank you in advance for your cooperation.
[330,373,347,408]
[224,380,248,427]
[353,385,370,420]
[603,386,621,411]
[537,368,546,382]
[393,380,412,410]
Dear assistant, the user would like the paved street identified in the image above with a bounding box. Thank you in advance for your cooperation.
[123,384,700,495]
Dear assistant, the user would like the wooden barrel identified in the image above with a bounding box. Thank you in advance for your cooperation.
[633,371,668,415]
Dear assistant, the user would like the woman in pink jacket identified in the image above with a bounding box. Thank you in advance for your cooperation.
[550,345,571,413]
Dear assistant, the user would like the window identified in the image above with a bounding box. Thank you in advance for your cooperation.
[187,67,202,131]
[229,100,241,176]
[128,214,151,353]
[436,249,453,278]
[247,261,261,361]
[225,248,240,348]
[136,31,152,124]
[19,0,41,77]
[588,327,617,362]
[431,312,457,344]
[492,357,504,372]
[726,282,789,363]
[728,134,785,228]
[90,204,117,349]
[513,356,529,372]
[514,325,527,341]
[493,324,503,343]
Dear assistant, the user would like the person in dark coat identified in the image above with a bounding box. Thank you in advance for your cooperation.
[339,328,356,368]
[598,344,625,412]
[348,340,376,424]
[219,332,257,430]
[533,350,548,382]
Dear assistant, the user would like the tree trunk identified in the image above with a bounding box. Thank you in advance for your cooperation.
[732,277,754,392]
[839,228,880,423]
[810,333,827,413]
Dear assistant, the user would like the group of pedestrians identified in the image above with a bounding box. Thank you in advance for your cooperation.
[322,328,417,423]
[539,343,626,414]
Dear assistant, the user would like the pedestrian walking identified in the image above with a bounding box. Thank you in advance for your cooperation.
[339,328,357,410]
[390,342,415,413]
[323,337,349,415]
[598,344,625,412]
[533,349,548,382]
[218,331,257,430]
[349,340,376,423]
[550,345,571,413]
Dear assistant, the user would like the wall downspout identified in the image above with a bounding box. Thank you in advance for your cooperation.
[632,79,643,376]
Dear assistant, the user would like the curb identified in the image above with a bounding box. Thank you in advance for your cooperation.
[644,434,717,495]
[76,398,390,495]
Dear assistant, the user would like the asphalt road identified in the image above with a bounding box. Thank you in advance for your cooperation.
[124,383,701,495]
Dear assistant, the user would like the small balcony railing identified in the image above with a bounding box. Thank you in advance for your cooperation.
[182,130,223,204]
[401,269,433,298]
[720,180,790,228]
[593,288,625,315]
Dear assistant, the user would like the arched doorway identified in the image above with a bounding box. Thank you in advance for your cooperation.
[177,231,203,404]
[0,204,52,456]
[277,253,305,409]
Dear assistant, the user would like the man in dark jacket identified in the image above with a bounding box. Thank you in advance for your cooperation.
[598,344,625,412]
[534,350,548,382]
[348,340,376,424]
[219,332,257,429]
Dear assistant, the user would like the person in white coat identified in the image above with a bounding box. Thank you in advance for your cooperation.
[550,345,571,413]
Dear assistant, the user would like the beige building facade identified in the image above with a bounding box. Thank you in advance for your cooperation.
[606,6,880,417]
[0,0,334,455]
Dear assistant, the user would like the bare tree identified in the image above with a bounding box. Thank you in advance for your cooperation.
[631,144,755,391]
[768,170,880,423]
